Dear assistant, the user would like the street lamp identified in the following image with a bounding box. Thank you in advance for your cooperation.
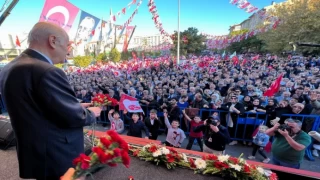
[177,0,180,65]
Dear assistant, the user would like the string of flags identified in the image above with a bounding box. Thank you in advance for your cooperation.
[148,0,171,42]
[110,0,138,22]
[229,0,258,13]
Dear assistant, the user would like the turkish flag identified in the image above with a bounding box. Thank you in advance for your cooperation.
[113,70,121,77]
[263,74,283,97]
[39,0,80,32]
[15,36,21,47]
[119,94,143,113]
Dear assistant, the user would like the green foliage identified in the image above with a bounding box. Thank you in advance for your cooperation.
[258,0,320,54]
[227,36,265,53]
[109,48,121,62]
[121,51,130,61]
[73,56,92,68]
[96,53,107,61]
[230,29,249,37]
[171,27,206,56]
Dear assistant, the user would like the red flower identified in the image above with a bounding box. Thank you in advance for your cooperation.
[92,147,113,163]
[149,145,158,153]
[168,147,178,154]
[121,150,130,168]
[166,154,175,163]
[113,148,121,157]
[73,153,91,170]
[133,149,140,156]
[206,154,218,161]
[270,173,278,180]
[107,162,118,167]
[229,157,239,164]
[213,161,229,169]
[243,164,251,174]
[107,130,129,151]
[100,137,112,148]
[189,158,196,168]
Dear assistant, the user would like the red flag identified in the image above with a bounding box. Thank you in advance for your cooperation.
[91,30,95,36]
[122,8,126,15]
[263,74,283,97]
[232,56,239,65]
[119,94,143,112]
[15,36,21,47]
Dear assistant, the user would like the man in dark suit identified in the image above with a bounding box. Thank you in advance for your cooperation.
[0,22,101,180]
[144,109,162,140]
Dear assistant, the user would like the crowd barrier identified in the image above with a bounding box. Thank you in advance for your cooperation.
[96,105,320,161]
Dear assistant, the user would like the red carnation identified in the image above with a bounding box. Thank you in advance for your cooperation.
[113,148,121,157]
[189,158,196,168]
[228,157,239,164]
[206,154,218,161]
[270,173,278,180]
[149,145,158,153]
[73,153,91,170]
[133,149,140,156]
[166,154,175,163]
[167,147,178,154]
[100,137,112,148]
[243,164,251,174]
[92,147,113,163]
[107,162,118,167]
[121,150,130,168]
[214,161,229,169]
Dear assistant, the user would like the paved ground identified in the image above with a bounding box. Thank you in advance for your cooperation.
[0,123,319,180]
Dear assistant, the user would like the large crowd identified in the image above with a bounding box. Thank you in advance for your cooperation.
[66,53,320,168]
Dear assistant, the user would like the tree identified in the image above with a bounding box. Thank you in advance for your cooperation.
[229,29,249,37]
[171,27,206,56]
[109,48,121,62]
[258,0,320,54]
[96,52,107,62]
[73,56,92,68]
[227,36,265,53]
[121,51,130,61]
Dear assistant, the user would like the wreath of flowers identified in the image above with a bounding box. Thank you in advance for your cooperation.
[130,143,278,180]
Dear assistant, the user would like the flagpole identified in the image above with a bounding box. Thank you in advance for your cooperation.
[177,0,180,65]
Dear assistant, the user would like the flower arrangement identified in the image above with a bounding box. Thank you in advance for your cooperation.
[131,144,189,169]
[91,94,119,107]
[130,143,277,180]
[72,130,130,179]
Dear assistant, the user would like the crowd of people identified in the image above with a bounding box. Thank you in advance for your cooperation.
[70,52,320,169]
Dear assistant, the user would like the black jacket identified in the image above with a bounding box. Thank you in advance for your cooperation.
[194,124,230,151]
[144,117,162,139]
[0,49,96,179]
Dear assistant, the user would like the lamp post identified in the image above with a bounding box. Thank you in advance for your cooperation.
[177,0,180,65]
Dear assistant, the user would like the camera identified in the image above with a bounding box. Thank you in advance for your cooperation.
[278,124,292,134]
[206,117,218,126]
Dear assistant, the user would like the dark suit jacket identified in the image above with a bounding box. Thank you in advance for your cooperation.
[144,117,162,139]
[0,49,96,179]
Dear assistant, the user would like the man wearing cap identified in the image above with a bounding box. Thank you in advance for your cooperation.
[193,116,230,155]
[144,109,162,140]
[266,119,311,169]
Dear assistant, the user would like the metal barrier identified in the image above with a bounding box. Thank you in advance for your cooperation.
[96,105,320,161]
